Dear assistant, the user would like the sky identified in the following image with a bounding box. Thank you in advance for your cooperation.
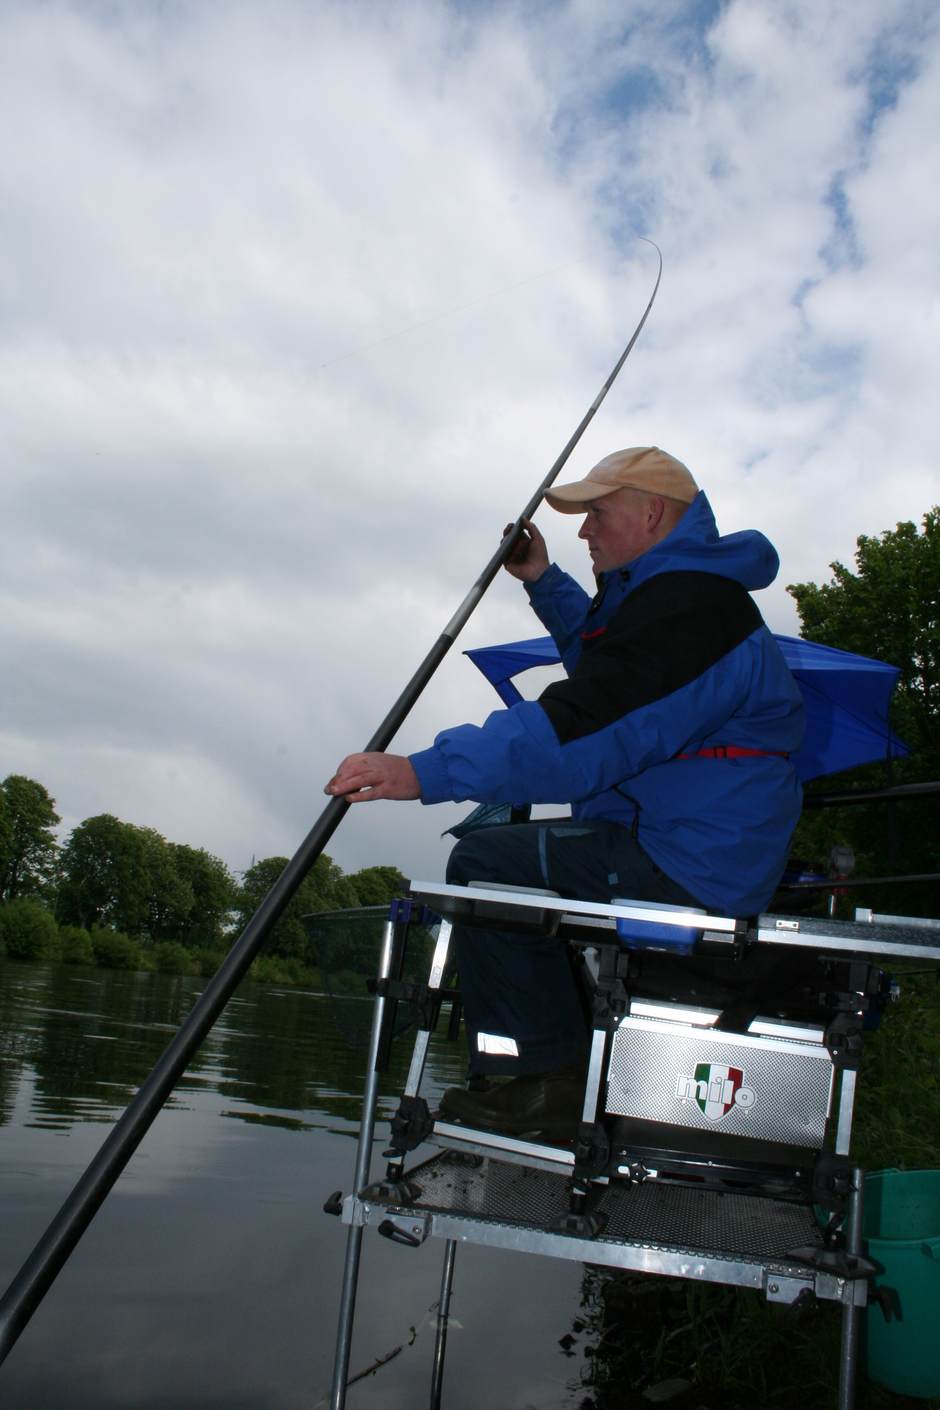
[2,0,938,889]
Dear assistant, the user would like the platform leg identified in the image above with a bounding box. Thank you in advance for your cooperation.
[379,919,453,1188]
[837,1166,864,1410]
[580,1026,607,1126]
[429,1240,457,1410]
[402,920,453,1099]
[329,916,399,1410]
[330,1227,364,1410]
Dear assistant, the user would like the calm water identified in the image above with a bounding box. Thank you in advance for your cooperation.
[0,959,594,1409]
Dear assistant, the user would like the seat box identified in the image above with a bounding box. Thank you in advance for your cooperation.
[604,1002,834,1149]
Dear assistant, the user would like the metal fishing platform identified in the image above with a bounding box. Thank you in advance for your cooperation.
[326,883,940,1410]
[351,1148,845,1300]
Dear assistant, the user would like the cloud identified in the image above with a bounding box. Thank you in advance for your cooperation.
[1,0,938,888]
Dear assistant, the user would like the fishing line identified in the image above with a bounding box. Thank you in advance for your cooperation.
[316,262,567,370]
[310,1297,450,1407]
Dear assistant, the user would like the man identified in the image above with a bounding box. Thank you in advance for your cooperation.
[326,447,804,1137]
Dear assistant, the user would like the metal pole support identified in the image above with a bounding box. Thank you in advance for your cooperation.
[430,1240,457,1410]
[329,915,397,1410]
[837,1166,865,1410]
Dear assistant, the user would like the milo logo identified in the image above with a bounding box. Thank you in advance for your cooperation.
[675,1062,756,1121]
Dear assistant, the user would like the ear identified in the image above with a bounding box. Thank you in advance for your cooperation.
[646,495,667,532]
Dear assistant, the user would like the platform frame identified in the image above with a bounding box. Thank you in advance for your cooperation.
[328,886,940,1410]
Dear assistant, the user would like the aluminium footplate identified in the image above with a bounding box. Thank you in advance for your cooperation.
[342,1149,867,1308]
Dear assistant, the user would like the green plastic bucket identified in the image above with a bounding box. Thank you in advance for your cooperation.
[863,1168,940,1398]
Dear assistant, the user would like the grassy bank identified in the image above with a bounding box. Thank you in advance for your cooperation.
[0,898,373,991]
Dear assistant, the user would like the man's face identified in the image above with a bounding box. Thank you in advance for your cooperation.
[577,487,661,574]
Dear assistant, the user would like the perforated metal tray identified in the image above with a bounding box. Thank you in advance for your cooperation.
[351,1151,860,1305]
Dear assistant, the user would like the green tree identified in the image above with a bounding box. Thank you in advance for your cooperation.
[308,853,361,910]
[58,817,239,946]
[307,865,412,982]
[788,506,939,775]
[139,827,194,942]
[787,506,940,911]
[347,865,407,906]
[235,856,315,960]
[171,844,236,948]
[57,814,152,935]
[235,853,358,961]
[0,775,61,901]
[57,816,229,942]
[0,799,11,898]
[0,897,60,960]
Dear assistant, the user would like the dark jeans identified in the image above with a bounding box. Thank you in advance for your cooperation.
[445,818,702,1076]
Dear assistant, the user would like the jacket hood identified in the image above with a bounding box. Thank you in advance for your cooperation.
[600,491,779,594]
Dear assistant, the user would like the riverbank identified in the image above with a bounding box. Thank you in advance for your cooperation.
[0,899,370,990]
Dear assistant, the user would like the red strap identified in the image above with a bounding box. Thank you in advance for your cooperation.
[676,746,790,760]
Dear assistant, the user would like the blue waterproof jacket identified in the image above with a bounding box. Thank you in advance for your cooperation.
[410,493,805,915]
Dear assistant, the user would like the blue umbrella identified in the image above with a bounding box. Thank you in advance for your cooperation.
[463,632,909,784]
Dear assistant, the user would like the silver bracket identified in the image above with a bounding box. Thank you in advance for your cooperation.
[762,1271,813,1305]
[341,1194,368,1228]
[814,1272,869,1307]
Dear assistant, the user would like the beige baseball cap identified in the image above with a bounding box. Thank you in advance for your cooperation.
[545,447,698,513]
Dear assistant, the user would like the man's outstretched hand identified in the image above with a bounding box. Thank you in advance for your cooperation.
[502,517,549,582]
[325,752,421,803]
[325,523,550,804]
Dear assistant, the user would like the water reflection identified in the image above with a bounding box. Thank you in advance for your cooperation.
[0,960,588,1409]
[0,964,448,1135]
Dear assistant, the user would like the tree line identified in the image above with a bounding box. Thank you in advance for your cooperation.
[786,505,939,914]
[0,779,406,981]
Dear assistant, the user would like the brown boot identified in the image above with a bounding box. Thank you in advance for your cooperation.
[439,1066,584,1140]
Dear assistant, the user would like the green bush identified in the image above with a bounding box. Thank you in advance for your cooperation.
[248,954,319,987]
[59,925,95,965]
[851,969,940,1171]
[153,940,195,975]
[193,949,226,977]
[329,967,368,996]
[90,927,143,970]
[0,898,60,960]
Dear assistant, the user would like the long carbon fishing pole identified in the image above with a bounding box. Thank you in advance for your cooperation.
[0,243,662,1365]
